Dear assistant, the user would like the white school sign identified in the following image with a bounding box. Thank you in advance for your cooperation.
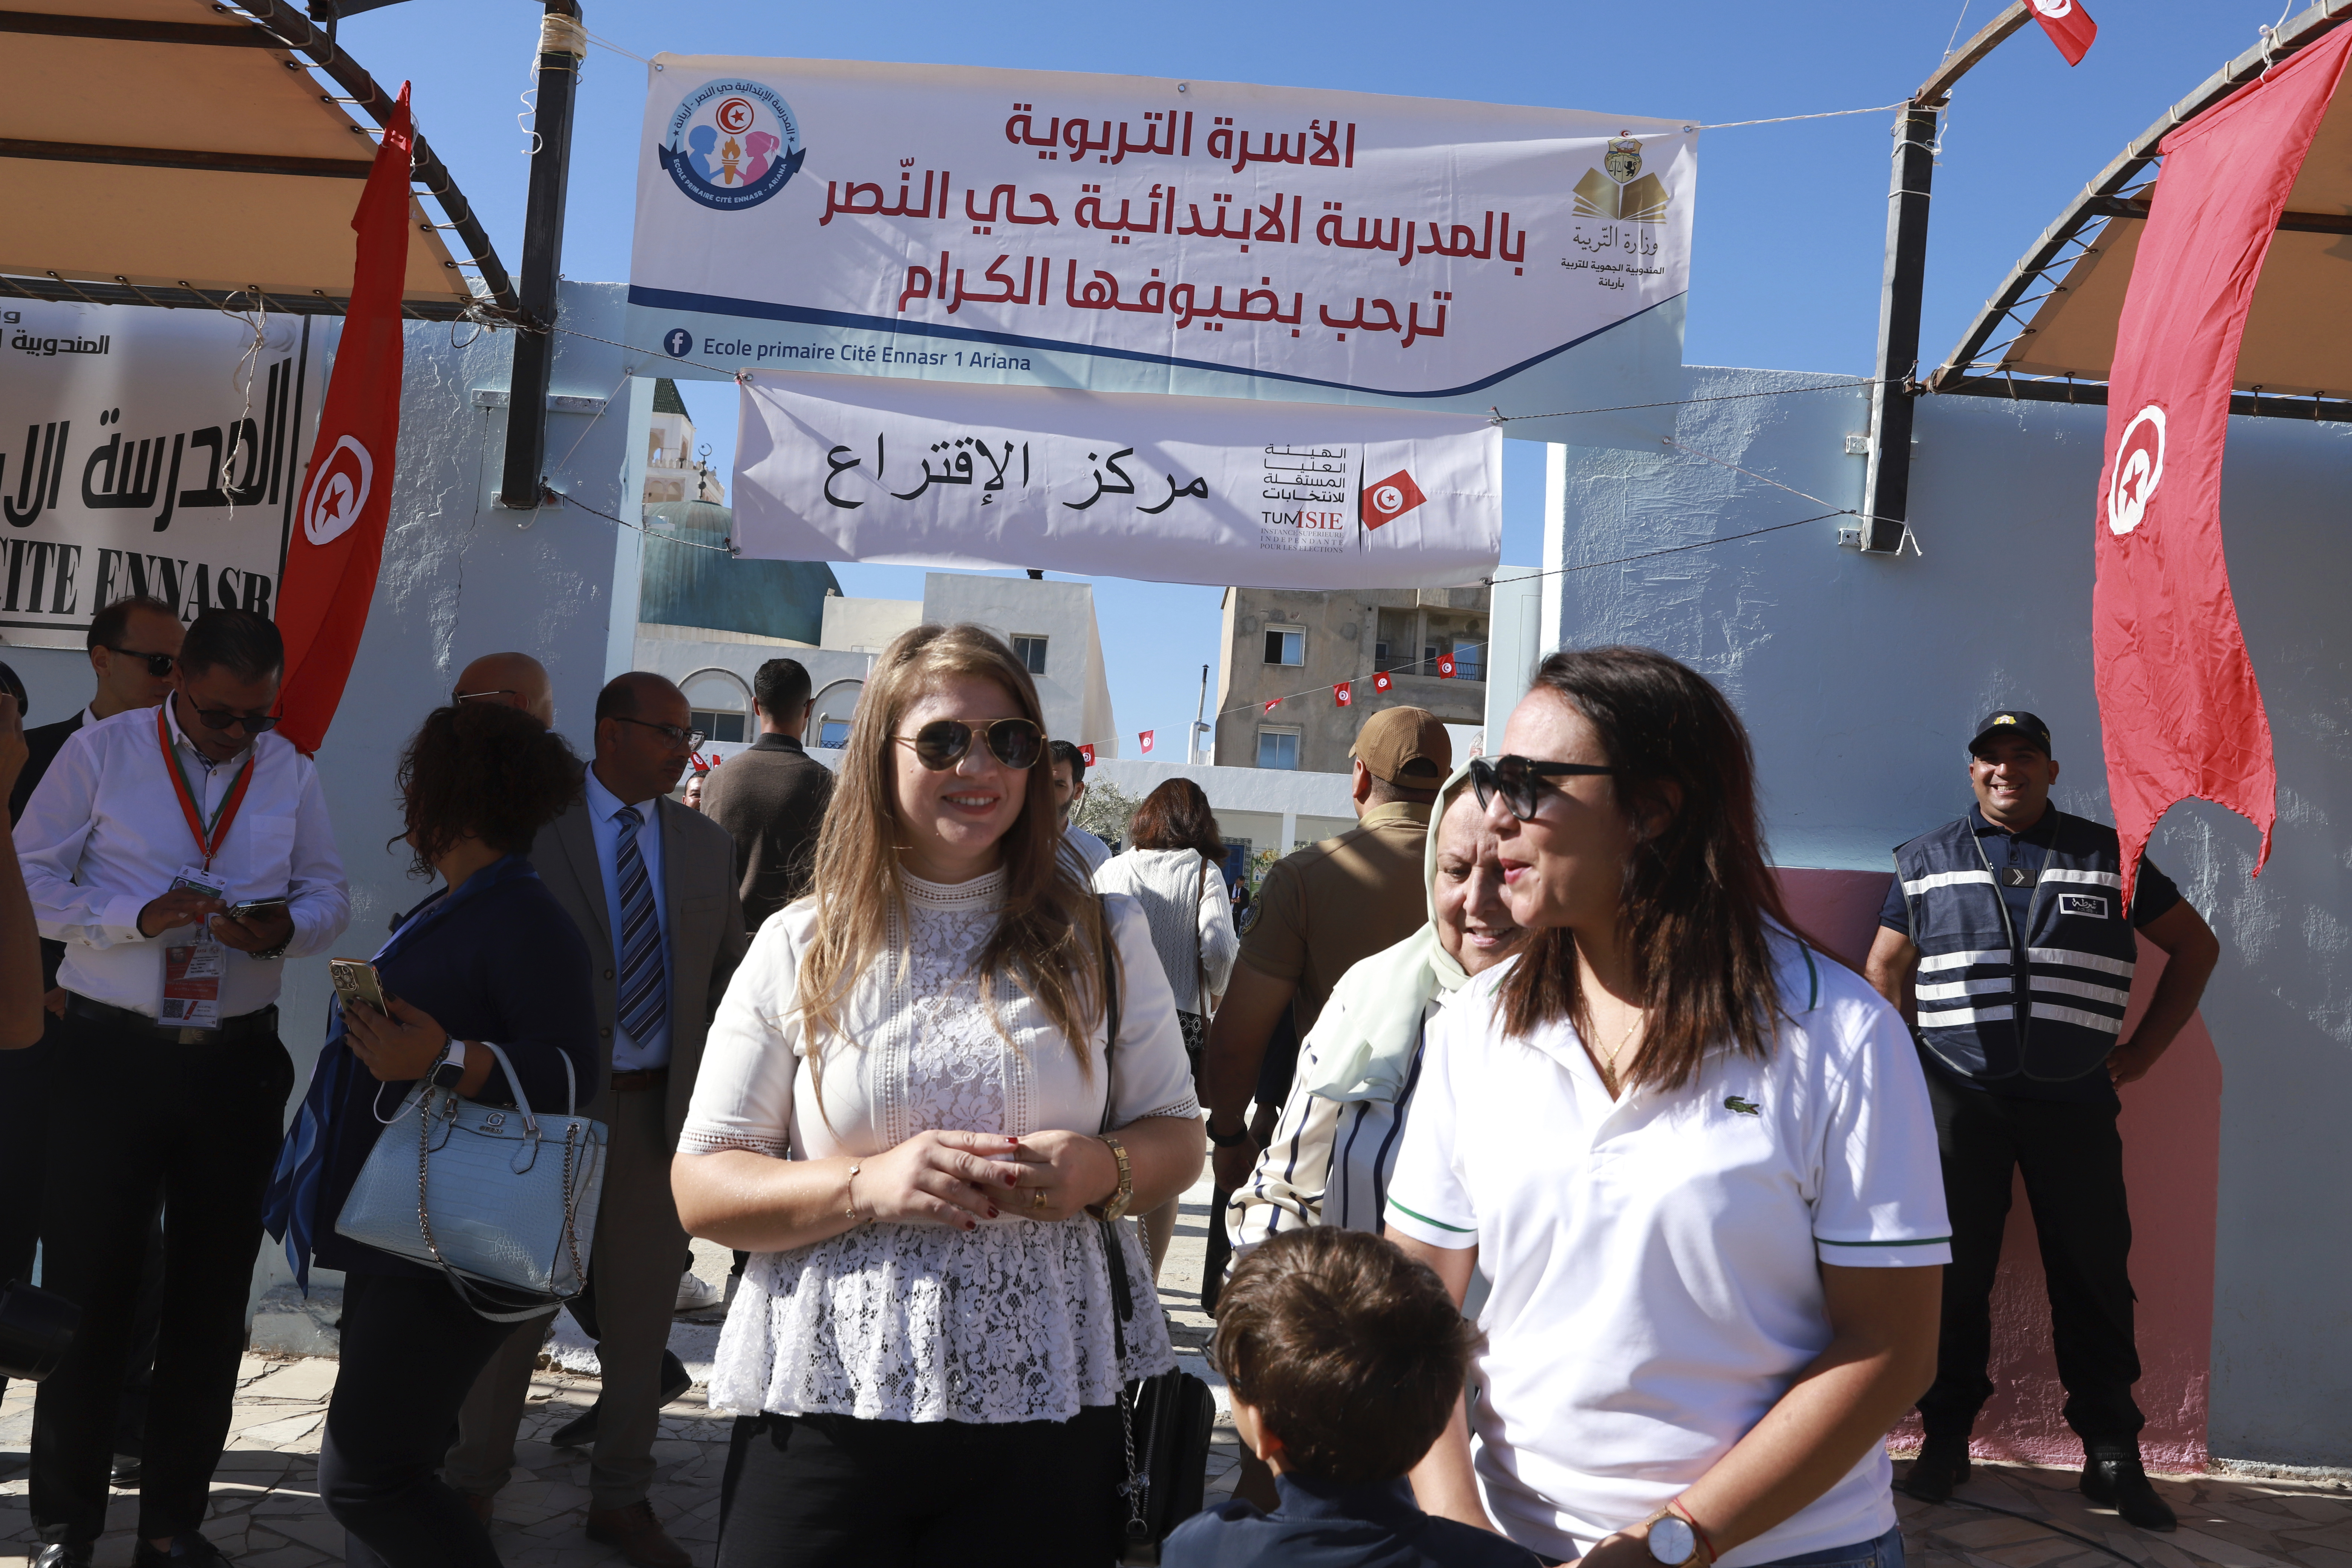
[732,371,1500,587]
[628,58,1695,446]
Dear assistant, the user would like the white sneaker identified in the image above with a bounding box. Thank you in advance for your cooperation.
[675,1269,724,1314]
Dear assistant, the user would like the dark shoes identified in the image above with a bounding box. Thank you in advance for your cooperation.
[132,1534,231,1565]
[1899,1434,1973,1503]
[34,1545,94,1568]
[549,1351,693,1448]
[109,1452,142,1488]
[2082,1451,2179,1532]
[586,1500,693,1568]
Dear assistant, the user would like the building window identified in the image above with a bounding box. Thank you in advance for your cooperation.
[1256,729,1301,770]
[818,718,852,748]
[1451,640,1484,681]
[681,668,752,747]
[1012,634,1048,675]
[1263,627,1304,666]
[691,709,746,744]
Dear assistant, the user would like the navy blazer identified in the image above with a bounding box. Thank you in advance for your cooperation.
[1164,1476,1542,1568]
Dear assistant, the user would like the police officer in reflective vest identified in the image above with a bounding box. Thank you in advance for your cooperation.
[1866,710,2217,1532]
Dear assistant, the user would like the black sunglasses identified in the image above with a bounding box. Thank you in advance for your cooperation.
[454,687,518,703]
[895,717,1045,772]
[190,706,279,736]
[612,715,707,751]
[1469,754,1618,821]
[104,645,176,677]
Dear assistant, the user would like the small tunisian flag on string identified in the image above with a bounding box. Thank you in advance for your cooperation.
[1078,743,1095,767]
[1263,697,1281,713]
[1372,671,1392,693]
[1333,681,1352,707]
[1435,652,1458,679]
[2028,0,2098,66]
[273,83,413,754]
[1138,730,1154,754]
[2090,27,2352,900]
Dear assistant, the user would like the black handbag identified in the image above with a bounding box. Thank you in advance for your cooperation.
[1096,903,1217,1566]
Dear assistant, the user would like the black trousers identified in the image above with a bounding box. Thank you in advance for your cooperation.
[1915,1070,2145,1444]
[718,1406,1124,1568]
[31,1007,295,1544]
[320,1269,531,1568]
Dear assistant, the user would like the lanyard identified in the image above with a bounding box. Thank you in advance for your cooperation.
[158,703,256,872]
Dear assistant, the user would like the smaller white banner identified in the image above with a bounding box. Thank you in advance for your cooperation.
[732,371,1499,588]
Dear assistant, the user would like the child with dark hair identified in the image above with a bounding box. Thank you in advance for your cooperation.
[1169,1228,1539,1568]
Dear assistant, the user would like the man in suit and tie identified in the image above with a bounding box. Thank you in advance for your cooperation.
[447,672,748,1568]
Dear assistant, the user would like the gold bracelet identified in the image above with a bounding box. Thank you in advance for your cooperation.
[844,1163,862,1222]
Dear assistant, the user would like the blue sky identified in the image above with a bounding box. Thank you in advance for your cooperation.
[341,0,2275,750]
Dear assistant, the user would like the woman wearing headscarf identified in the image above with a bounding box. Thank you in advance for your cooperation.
[1228,762,1524,1253]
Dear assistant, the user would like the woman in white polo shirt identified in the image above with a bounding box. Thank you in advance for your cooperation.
[1387,646,1950,1568]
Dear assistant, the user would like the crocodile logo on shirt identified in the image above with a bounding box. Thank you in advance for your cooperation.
[1724,1095,1761,1116]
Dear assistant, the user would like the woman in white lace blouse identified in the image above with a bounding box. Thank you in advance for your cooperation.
[673,623,1204,1568]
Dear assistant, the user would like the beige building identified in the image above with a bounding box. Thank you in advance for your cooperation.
[1213,585,1490,774]
[642,378,725,505]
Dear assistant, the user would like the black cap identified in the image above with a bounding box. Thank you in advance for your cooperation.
[1969,709,2053,758]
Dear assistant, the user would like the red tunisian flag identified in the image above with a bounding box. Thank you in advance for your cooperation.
[1138,730,1155,754]
[2028,0,2098,67]
[1333,680,1353,707]
[2092,30,2352,899]
[274,83,413,753]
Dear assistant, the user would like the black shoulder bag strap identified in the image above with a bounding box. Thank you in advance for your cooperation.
[1097,897,1135,1335]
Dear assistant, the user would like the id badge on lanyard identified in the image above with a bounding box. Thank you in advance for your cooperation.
[156,707,255,1035]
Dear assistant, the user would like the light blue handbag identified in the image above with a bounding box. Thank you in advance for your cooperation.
[336,1041,608,1322]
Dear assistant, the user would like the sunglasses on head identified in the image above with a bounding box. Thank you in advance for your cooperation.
[1468,753,1618,821]
[105,645,176,678]
[896,717,1044,772]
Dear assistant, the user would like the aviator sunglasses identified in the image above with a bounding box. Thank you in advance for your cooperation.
[894,717,1046,772]
[188,706,280,736]
[1469,753,1619,821]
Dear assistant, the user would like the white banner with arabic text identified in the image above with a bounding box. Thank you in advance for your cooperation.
[732,369,1499,588]
[1,301,331,650]
[630,58,1695,448]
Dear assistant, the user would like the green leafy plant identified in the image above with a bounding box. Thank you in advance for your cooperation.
[1074,778,1139,847]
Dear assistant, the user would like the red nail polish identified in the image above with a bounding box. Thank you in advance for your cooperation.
[965,1219,978,1231]
[1006,1135,1020,1145]
[987,1206,1000,1219]
[1005,1171,1019,1185]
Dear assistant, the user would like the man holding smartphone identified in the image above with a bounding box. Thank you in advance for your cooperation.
[12,608,350,1568]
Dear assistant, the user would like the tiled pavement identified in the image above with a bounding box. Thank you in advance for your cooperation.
[4,1169,2344,1566]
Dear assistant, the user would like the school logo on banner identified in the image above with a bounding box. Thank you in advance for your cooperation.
[660,78,805,211]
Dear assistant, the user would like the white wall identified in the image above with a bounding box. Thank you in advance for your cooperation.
[922,573,1117,756]
[1548,364,2352,1465]
[1087,756,1357,860]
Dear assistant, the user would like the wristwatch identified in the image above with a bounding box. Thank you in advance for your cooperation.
[428,1040,467,1092]
[1646,1514,1698,1568]
[1087,1134,1135,1222]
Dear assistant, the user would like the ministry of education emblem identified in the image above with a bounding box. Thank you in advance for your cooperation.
[1574,133,1672,223]
[660,78,805,211]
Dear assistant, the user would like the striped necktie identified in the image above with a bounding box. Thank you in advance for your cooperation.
[613,805,668,1042]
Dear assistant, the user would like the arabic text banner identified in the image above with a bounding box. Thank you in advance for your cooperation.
[1,302,331,650]
[732,369,1499,589]
[630,59,1695,448]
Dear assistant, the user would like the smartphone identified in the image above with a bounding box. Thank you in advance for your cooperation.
[328,959,388,1015]
[227,896,290,920]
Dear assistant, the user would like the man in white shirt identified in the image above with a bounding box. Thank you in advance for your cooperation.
[1049,739,1113,873]
[14,608,349,1568]
[448,673,746,1568]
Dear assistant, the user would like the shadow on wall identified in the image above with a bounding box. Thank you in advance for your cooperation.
[1777,870,2217,1471]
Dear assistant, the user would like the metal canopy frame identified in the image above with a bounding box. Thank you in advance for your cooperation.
[0,1,519,323]
[1927,0,2352,420]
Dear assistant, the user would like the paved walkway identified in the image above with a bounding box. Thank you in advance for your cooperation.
[3,1173,2343,1566]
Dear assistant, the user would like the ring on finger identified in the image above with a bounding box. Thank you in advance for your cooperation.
[1030,1187,1048,1213]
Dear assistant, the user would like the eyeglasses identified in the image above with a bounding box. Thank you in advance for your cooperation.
[455,688,518,703]
[189,706,279,736]
[894,717,1045,772]
[104,646,176,677]
[1469,754,1618,821]
[611,715,707,751]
